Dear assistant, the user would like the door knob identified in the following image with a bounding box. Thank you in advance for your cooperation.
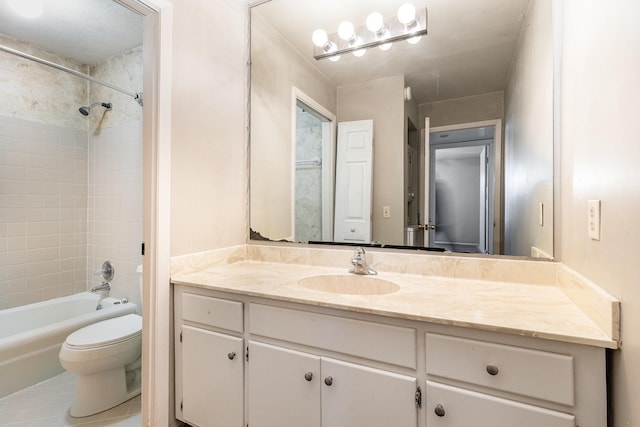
[304,372,313,381]
[434,404,446,417]
[324,376,333,386]
[227,352,236,360]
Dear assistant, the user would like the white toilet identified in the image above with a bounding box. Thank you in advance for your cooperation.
[59,265,143,417]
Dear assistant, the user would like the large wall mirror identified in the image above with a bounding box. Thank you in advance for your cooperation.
[250,0,554,259]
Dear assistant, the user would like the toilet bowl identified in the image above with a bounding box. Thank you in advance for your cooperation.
[60,313,142,417]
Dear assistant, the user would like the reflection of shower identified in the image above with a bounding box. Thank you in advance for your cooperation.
[79,102,112,116]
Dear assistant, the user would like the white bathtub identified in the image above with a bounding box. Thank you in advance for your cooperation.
[0,292,137,397]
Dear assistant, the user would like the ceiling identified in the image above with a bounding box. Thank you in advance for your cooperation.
[0,0,142,66]
[253,0,531,104]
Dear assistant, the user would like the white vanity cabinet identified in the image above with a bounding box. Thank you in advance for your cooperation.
[248,341,418,427]
[174,287,245,427]
[424,332,605,427]
[173,284,608,427]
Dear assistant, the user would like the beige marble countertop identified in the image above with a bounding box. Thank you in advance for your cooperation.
[171,259,618,349]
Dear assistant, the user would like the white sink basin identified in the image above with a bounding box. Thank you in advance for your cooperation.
[298,275,400,295]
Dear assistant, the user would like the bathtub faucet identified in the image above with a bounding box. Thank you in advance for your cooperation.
[90,282,111,293]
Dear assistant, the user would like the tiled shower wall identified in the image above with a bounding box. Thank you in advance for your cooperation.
[0,117,88,309]
[0,35,142,310]
[87,47,143,311]
[294,107,323,242]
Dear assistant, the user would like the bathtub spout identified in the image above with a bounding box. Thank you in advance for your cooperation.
[90,282,111,293]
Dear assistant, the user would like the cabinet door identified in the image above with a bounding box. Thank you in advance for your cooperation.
[321,358,417,427]
[181,325,244,427]
[248,341,321,427]
[426,381,575,427]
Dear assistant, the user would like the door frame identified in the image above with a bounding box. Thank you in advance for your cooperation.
[290,87,337,241]
[427,119,502,253]
[114,0,172,425]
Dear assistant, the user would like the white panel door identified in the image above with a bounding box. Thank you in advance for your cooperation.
[181,326,244,427]
[248,341,321,427]
[334,120,374,243]
[321,357,417,427]
[426,381,575,427]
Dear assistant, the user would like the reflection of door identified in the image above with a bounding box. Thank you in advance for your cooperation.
[292,88,336,243]
[333,120,373,243]
[428,127,494,253]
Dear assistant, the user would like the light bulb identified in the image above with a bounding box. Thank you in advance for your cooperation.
[366,12,384,33]
[8,0,43,19]
[379,42,392,51]
[312,29,328,48]
[407,35,422,44]
[397,3,416,25]
[338,21,355,41]
[329,55,341,62]
[353,48,366,57]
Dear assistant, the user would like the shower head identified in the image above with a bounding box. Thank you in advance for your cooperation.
[79,102,112,116]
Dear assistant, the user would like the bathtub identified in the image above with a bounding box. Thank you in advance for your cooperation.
[0,292,137,398]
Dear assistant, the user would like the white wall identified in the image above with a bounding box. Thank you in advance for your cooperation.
[250,13,336,241]
[170,0,248,256]
[337,75,406,245]
[558,1,640,425]
[504,0,554,257]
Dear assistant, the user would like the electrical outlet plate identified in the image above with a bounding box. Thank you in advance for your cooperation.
[383,206,391,218]
[588,200,601,240]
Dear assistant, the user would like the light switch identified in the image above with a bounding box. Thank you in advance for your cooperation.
[383,206,391,218]
[588,200,601,240]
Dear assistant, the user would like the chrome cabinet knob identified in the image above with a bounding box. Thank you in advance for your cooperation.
[304,372,313,382]
[324,376,333,386]
[486,364,499,376]
[434,404,446,417]
[228,352,236,360]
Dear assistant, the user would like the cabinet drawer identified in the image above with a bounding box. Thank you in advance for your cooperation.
[426,381,575,427]
[250,304,416,368]
[426,333,574,406]
[182,293,243,332]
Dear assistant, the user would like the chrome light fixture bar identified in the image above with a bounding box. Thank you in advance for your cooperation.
[312,4,427,61]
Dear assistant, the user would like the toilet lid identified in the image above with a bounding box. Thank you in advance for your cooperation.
[66,314,142,348]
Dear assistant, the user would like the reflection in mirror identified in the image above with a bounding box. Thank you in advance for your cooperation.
[250,0,554,258]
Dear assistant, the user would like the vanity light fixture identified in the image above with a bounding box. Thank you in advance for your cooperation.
[312,3,427,61]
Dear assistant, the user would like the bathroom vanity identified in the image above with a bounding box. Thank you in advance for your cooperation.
[171,246,619,427]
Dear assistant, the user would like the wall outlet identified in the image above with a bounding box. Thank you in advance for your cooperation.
[383,206,391,218]
[588,200,601,240]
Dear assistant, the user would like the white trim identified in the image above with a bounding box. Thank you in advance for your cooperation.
[115,0,173,425]
[290,87,337,242]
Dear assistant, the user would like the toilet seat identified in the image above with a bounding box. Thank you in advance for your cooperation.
[66,314,142,349]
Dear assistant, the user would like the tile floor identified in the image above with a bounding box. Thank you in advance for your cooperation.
[0,372,141,426]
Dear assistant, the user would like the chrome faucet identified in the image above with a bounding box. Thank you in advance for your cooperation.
[349,247,377,275]
[90,282,111,293]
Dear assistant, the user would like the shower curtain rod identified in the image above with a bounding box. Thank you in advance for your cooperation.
[0,44,143,106]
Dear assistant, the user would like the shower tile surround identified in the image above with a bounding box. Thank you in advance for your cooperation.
[0,35,143,309]
[171,244,620,348]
